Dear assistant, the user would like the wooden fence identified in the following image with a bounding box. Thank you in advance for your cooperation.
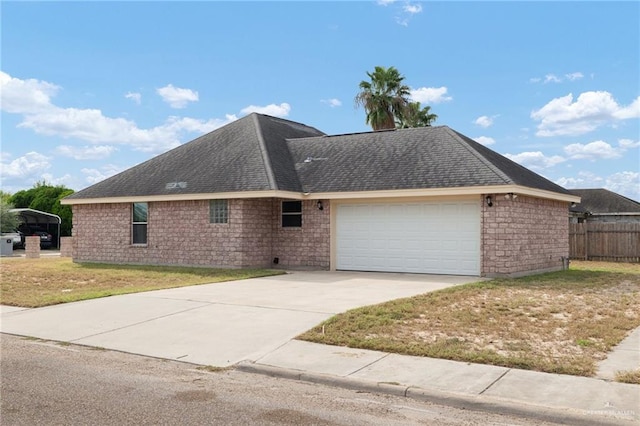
[569,222,640,263]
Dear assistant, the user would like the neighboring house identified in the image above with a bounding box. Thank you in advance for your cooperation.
[62,113,579,277]
[568,189,640,223]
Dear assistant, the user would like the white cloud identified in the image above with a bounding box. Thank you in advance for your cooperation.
[81,164,126,185]
[56,145,118,160]
[531,91,640,137]
[125,92,141,105]
[504,151,565,171]
[565,72,584,81]
[0,71,239,154]
[474,115,495,128]
[409,87,452,104]
[0,151,51,179]
[544,74,562,84]
[240,103,291,117]
[473,136,495,146]
[613,97,640,120]
[619,139,640,149]
[156,84,199,109]
[606,171,640,201]
[40,173,73,186]
[556,171,604,189]
[529,71,584,84]
[403,3,422,14]
[556,171,640,201]
[383,0,422,26]
[321,98,342,108]
[564,140,622,161]
[0,71,59,114]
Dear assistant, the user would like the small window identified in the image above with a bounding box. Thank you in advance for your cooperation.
[132,202,148,245]
[282,201,302,227]
[209,199,228,224]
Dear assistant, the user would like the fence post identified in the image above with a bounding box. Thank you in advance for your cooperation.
[584,222,588,261]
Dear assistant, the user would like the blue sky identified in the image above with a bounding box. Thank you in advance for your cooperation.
[2,1,639,200]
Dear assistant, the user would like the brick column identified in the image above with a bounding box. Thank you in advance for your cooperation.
[60,237,73,257]
[25,236,41,259]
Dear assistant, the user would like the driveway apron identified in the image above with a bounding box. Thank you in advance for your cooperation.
[0,271,476,366]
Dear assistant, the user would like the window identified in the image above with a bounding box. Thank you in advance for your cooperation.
[209,199,228,224]
[282,201,302,227]
[132,202,148,245]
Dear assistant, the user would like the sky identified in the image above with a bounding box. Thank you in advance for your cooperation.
[1,1,639,201]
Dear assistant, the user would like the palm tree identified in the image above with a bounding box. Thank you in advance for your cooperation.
[355,66,410,131]
[396,102,438,128]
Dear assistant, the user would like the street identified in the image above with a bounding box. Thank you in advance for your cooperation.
[0,334,570,425]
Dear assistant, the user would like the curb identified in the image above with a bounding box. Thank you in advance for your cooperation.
[236,361,638,426]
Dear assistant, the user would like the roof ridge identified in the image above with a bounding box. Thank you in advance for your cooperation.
[250,112,326,136]
[443,127,513,185]
[252,114,278,190]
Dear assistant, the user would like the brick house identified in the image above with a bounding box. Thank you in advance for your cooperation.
[62,113,579,277]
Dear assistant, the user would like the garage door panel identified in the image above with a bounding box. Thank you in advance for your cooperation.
[336,201,480,276]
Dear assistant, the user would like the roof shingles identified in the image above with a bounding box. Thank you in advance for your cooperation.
[66,114,570,200]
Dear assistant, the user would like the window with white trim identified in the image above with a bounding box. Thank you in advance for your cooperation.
[132,202,148,245]
[282,201,302,227]
[209,199,228,224]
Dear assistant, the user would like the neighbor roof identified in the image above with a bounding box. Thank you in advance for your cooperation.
[65,113,571,202]
[568,189,640,214]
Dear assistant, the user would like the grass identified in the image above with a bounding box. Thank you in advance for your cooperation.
[0,257,284,308]
[298,261,640,378]
[615,369,640,385]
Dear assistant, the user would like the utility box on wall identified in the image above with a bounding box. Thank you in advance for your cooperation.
[0,238,13,256]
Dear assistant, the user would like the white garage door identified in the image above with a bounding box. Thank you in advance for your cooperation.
[336,201,480,275]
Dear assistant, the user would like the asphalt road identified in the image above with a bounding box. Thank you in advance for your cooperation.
[1,334,562,426]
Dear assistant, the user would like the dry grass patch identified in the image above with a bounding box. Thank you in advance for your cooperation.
[299,261,640,377]
[615,369,640,384]
[0,257,283,308]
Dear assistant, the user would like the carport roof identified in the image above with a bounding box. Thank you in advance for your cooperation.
[11,208,61,224]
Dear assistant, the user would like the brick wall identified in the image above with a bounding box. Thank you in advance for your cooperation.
[271,199,331,269]
[60,236,73,257]
[72,199,277,268]
[71,198,330,269]
[482,194,569,277]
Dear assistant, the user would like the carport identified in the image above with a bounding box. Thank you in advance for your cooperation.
[11,208,62,249]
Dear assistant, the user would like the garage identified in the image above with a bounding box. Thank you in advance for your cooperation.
[336,200,481,275]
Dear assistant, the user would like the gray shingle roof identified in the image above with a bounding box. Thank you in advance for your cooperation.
[65,114,324,199]
[289,126,570,194]
[568,189,640,214]
[66,114,570,200]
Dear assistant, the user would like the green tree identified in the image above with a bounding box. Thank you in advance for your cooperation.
[396,102,438,128]
[0,200,20,233]
[0,191,12,204]
[52,189,74,236]
[355,66,411,131]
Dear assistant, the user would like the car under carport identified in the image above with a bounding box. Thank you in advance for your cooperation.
[11,208,62,249]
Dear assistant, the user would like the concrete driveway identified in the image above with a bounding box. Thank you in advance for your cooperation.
[0,271,477,367]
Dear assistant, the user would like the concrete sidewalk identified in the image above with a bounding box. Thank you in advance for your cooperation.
[1,270,638,424]
[240,340,639,425]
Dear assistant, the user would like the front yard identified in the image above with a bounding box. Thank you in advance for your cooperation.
[299,261,640,380]
[0,257,283,308]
